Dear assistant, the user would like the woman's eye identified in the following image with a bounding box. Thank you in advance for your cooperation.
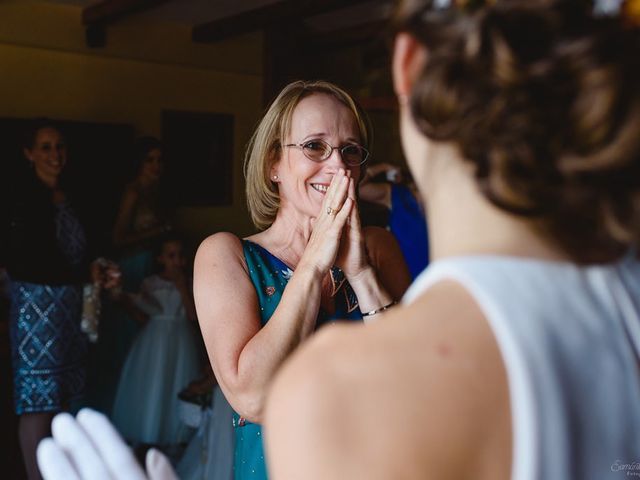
[342,145,360,155]
[304,141,324,151]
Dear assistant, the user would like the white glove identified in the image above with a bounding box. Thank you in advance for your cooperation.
[37,408,178,480]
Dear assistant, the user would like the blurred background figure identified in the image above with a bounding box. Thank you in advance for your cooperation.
[359,162,429,279]
[111,235,201,451]
[175,364,234,480]
[86,136,171,415]
[113,136,171,293]
[0,118,120,480]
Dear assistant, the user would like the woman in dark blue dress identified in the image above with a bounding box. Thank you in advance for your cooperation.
[0,119,119,480]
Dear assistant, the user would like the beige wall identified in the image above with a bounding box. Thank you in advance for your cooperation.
[0,1,263,75]
[0,1,264,243]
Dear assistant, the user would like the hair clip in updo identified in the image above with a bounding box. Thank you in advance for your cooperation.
[594,0,640,26]
[433,0,452,9]
[431,0,496,11]
[593,0,624,16]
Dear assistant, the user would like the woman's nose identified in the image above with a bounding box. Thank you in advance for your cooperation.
[325,148,347,169]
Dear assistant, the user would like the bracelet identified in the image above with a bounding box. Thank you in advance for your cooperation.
[361,300,397,317]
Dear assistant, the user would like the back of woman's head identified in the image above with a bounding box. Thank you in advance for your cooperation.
[244,80,371,230]
[394,0,640,263]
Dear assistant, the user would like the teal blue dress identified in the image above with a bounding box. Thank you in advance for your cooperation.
[235,240,362,480]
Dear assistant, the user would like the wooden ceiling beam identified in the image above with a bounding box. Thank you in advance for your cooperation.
[82,0,172,26]
[301,19,389,51]
[192,0,374,43]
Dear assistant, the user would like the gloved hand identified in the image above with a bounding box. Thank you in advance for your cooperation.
[37,408,178,480]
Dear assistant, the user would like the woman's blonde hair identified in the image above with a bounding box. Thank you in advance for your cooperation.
[244,80,371,230]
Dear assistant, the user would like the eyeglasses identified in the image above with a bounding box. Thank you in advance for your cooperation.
[284,139,369,167]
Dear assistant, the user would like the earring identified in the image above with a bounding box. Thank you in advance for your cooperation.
[272,175,278,181]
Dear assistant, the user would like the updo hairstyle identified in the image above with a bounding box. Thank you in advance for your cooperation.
[394,0,640,262]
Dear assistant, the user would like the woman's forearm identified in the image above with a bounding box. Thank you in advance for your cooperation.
[230,265,323,422]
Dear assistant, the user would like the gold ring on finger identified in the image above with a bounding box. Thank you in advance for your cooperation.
[327,206,338,216]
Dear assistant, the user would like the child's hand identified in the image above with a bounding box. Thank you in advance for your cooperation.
[103,264,122,291]
[90,259,121,290]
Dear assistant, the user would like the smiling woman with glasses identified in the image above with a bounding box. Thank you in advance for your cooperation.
[188,80,411,480]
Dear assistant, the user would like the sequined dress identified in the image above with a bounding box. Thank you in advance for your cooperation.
[234,240,363,480]
[9,201,88,414]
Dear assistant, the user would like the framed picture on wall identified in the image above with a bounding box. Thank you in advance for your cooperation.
[161,110,234,207]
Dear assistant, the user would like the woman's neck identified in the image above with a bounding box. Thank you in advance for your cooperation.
[420,146,567,263]
[250,207,317,269]
[34,170,58,190]
[136,175,157,190]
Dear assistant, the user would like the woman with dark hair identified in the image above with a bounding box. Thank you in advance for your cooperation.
[85,136,171,415]
[113,136,170,292]
[264,1,640,479]
[0,118,119,480]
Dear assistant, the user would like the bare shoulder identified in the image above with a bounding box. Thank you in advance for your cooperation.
[362,225,404,263]
[193,232,250,307]
[195,232,245,267]
[362,225,411,297]
[117,183,140,208]
[363,225,395,247]
[265,280,511,480]
[122,182,140,199]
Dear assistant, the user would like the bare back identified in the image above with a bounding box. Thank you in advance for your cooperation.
[265,279,511,480]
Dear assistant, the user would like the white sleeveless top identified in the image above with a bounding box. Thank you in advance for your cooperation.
[403,254,640,480]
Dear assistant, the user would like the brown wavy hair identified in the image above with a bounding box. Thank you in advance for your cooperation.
[394,0,640,263]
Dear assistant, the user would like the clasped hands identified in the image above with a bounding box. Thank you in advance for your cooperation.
[302,168,369,279]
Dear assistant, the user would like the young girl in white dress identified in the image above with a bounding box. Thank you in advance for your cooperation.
[111,236,201,447]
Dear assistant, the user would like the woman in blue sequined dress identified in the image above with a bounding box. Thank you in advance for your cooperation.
[193,81,412,480]
[0,119,120,480]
